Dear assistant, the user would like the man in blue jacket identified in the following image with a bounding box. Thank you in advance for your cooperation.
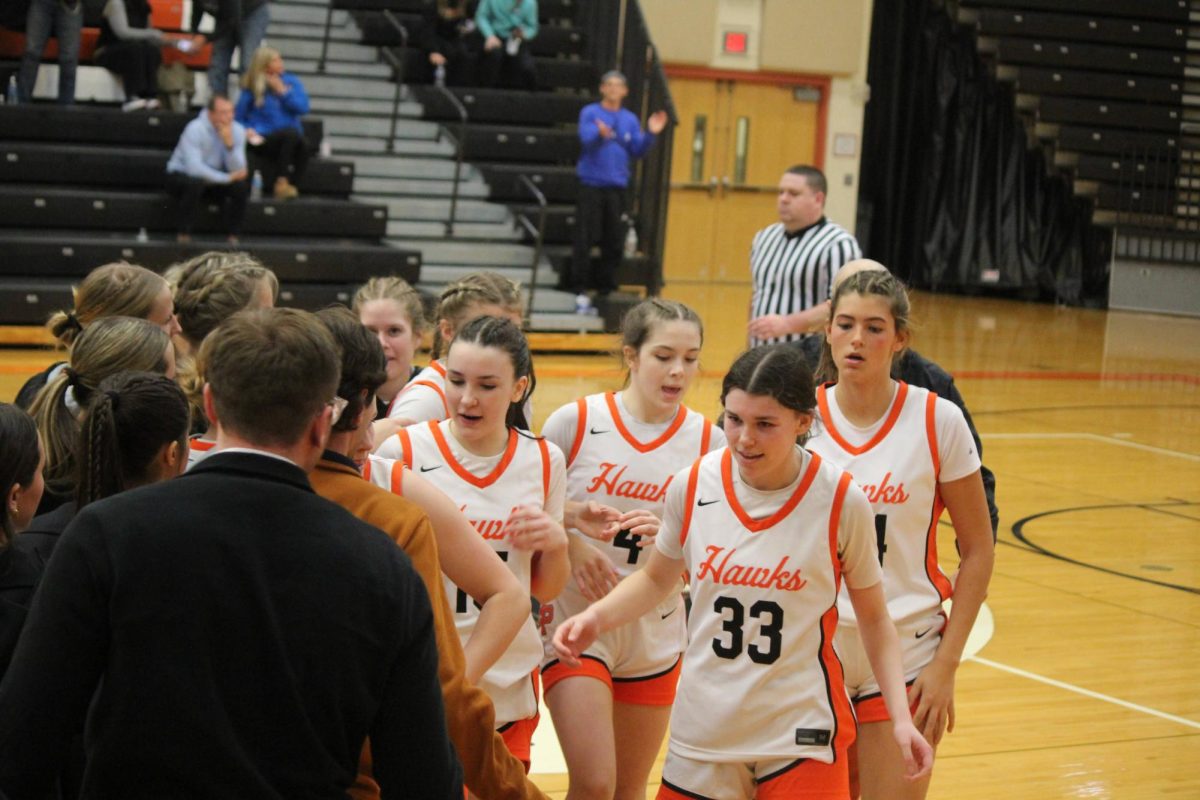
[567,71,667,310]
[165,94,250,243]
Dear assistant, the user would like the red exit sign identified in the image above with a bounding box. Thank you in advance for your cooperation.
[723,30,748,54]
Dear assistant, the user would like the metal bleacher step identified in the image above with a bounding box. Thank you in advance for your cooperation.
[308,96,424,117]
[303,73,400,100]
[284,58,391,79]
[385,220,523,241]
[269,21,360,42]
[321,115,441,139]
[270,36,382,64]
[270,1,348,25]
[348,154,475,181]
[397,239,538,268]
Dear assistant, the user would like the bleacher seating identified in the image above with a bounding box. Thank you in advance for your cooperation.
[960,0,1200,229]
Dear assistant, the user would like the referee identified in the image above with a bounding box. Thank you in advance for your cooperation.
[747,165,862,346]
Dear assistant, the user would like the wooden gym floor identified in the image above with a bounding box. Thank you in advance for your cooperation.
[2,292,1197,798]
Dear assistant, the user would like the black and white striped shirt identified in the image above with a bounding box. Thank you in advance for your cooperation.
[749,218,862,346]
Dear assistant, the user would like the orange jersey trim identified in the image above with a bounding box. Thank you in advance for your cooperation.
[719,449,822,533]
[923,391,940,477]
[188,437,215,452]
[921,391,952,601]
[397,360,449,418]
[816,382,910,456]
[395,428,414,470]
[604,392,688,453]
[699,420,713,456]
[821,471,856,756]
[537,437,551,501]
[677,458,703,547]
[430,421,520,489]
[390,460,405,495]
[566,397,587,467]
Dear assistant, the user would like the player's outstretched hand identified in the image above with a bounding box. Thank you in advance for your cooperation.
[552,610,601,666]
[568,535,620,602]
[572,500,621,541]
[506,505,567,554]
[909,656,956,746]
[893,721,934,781]
[617,508,661,546]
[647,110,668,134]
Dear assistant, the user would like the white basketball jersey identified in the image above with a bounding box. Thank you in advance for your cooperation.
[391,420,551,724]
[362,453,405,495]
[386,360,449,423]
[561,392,721,578]
[808,383,954,627]
[665,448,858,764]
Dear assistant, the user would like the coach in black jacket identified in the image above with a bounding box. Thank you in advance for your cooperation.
[0,308,462,800]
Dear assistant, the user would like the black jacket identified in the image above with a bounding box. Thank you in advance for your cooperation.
[0,451,462,800]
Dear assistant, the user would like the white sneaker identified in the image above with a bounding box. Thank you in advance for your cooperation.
[121,98,148,112]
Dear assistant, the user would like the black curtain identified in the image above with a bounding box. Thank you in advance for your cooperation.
[856,0,1109,305]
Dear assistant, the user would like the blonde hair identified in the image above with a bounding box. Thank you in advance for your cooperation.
[46,262,167,348]
[432,271,522,359]
[816,269,912,383]
[353,276,426,334]
[240,46,283,107]
[172,251,279,350]
[28,317,172,492]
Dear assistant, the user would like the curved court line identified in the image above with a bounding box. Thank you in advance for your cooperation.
[968,656,1200,731]
[1011,502,1200,594]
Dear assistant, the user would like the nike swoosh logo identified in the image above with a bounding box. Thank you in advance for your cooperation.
[589,427,609,435]
[915,627,933,639]
[697,498,719,507]
[419,465,442,473]
[661,607,676,620]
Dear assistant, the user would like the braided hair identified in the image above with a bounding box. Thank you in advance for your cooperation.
[46,262,167,348]
[76,371,190,509]
[431,272,522,360]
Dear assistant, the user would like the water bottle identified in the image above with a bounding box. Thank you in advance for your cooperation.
[136,227,149,243]
[5,76,18,105]
[250,170,263,201]
[624,224,638,258]
[574,293,591,315]
[434,63,446,88]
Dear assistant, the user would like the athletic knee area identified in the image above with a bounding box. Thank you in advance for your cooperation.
[568,771,616,800]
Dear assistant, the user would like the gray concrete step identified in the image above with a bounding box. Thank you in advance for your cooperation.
[361,195,510,223]
[308,96,423,117]
[349,154,474,181]
[322,116,441,139]
[386,220,522,240]
[303,74,399,99]
[282,58,391,79]
[269,21,359,41]
[402,239,538,268]
[271,4,349,26]
[354,176,487,198]
[529,310,606,332]
[330,135,454,157]
[271,37,380,63]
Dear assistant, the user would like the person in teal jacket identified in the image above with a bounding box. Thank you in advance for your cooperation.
[475,0,537,90]
[235,46,311,199]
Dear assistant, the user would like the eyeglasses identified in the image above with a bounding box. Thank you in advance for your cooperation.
[327,395,349,425]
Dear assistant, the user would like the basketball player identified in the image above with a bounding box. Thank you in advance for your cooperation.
[539,299,724,800]
[554,345,933,799]
[379,315,569,782]
[354,276,426,420]
[807,269,994,799]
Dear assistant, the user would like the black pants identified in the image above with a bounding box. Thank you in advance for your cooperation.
[95,40,161,99]
[477,39,536,90]
[165,171,249,235]
[569,184,625,293]
[248,128,308,190]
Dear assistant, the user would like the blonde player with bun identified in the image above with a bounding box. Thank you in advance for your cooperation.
[353,276,426,420]
[379,315,568,783]
[15,262,180,409]
[554,344,932,800]
[383,271,523,430]
[538,298,724,800]
[808,269,993,799]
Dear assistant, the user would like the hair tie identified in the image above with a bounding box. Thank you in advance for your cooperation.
[63,367,79,386]
[104,390,121,410]
[65,312,83,333]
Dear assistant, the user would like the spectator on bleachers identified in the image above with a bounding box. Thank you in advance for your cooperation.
[165,94,250,243]
[14,262,180,410]
[565,70,667,309]
[95,0,203,112]
[475,0,536,90]
[419,0,479,87]
[236,46,309,200]
[192,0,270,96]
[16,0,82,104]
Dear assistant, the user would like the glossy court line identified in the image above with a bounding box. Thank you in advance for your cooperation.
[984,432,1200,463]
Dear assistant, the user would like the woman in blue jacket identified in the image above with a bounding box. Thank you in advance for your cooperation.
[235,46,310,199]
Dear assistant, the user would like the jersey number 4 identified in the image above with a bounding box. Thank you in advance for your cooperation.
[873,514,889,566]
[456,551,509,614]
[712,596,784,665]
[612,529,641,565]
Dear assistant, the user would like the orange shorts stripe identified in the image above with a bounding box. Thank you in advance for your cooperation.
[543,656,682,706]
[498,714,538,773]
[852,680,918,724]
[755,756,850,800]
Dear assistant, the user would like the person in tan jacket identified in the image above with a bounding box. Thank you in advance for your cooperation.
[310,305,548,800]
